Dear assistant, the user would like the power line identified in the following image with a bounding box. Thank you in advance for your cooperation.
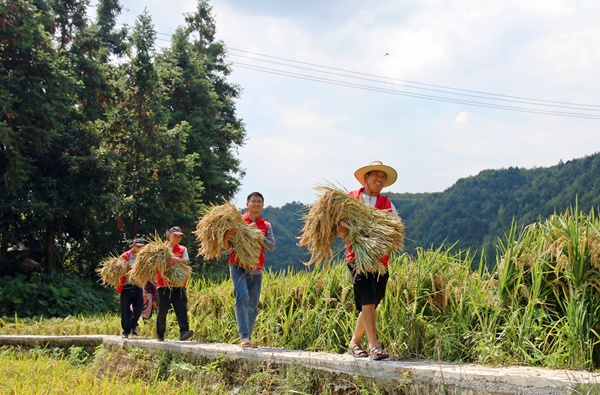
[228,51,600,113]
[228,48,600,110]
[86,13,600,119]
[232,62,600,120]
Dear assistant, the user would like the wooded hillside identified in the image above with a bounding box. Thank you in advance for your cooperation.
[263,153,600,271]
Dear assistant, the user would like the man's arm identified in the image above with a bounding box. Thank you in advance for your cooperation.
[264,223,276,252]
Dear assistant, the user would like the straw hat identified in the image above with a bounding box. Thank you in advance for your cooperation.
[354,161,397,188]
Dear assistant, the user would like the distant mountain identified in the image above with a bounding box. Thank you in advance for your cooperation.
[262,152,600,271]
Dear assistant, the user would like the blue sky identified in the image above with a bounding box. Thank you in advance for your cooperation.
[108,0,600,208]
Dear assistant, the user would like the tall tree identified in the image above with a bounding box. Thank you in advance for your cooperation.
[1,0,117,276]
[0,0,76,271]
[99,10,201,240]
[161,0,246,204]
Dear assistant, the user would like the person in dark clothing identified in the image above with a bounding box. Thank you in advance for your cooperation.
[118,238,146,339]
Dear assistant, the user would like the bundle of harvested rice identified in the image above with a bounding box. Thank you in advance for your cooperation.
[298,183,405,275]
[194,203,242,260]
[129,235,172,284]
[96,254,129,288]
[164,262,193,287]
[230,222,266,270]
[193,202,265,270]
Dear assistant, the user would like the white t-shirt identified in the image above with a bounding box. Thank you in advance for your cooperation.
[360,192,397,214]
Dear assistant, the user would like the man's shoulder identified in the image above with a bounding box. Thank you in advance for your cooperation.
[258,215,271,225]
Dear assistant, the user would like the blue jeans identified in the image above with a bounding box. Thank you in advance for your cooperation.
[229,264,262,341]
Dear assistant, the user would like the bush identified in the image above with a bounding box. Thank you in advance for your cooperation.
[0,272,116,317]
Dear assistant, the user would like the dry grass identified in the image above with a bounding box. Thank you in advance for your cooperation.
[129,235,172,284]
[96,255,129,288]
[194,202,264,270]
[298,183,405,275]
[194,203,241,260]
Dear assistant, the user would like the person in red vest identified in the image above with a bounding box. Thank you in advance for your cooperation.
[223,192,276,349]
[155,226,194,342]
[336,161,398,361]
[117,238,146,339]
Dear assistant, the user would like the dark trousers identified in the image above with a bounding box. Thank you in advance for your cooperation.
[156,287,189,338]
[120,285,143,335]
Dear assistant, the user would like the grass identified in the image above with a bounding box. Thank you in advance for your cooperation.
[0,345,387,394]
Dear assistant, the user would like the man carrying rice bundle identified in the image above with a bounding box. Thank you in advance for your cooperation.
[337,161,400,361]
[155,226,194,342]
[117,238,146,339]
[223,192,276,349]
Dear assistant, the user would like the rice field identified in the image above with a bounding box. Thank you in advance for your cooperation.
[3,207,600,372]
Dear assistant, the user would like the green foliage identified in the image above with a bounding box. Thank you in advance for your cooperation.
[389,153,600,265]
[250,153,600,271]
[2,344,394,394]
[1,0,246,278]
[0,272,116,318]
[262,202,312,272]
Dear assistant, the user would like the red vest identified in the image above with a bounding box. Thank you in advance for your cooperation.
[229,212,270,270]
[157,244,187,287]
[116,249,133,294]
[345,188,392,267]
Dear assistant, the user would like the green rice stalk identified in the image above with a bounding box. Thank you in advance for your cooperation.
[130,234,172,284]
[194,202,264,270]
[164,262,193,287]
[298,183,405,275]
[96,255,129,288]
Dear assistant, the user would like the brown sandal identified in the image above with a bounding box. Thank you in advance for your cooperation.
[369,346,389,361]
[349,343,368,358]
[241,341,258,349]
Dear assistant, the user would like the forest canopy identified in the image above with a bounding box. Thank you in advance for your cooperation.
[0,0,245,277]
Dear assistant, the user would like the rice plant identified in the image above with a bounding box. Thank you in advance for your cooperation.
[4,207,600,371]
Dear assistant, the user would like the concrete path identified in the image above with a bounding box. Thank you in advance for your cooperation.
[2,335,599,394]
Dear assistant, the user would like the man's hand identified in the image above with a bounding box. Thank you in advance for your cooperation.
[167,257,178,267]
[223,228,238,249]
[336,218,349,238]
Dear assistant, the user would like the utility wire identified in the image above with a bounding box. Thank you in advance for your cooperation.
[89,14,600,119]
[233,62,600,120]
[228,51,600,113]
[228,48,600,110]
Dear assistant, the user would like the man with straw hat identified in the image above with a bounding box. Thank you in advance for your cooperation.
[337,161,398,360]
[155,226,194,342]
[118,238,146,339]
[223,192,276,349]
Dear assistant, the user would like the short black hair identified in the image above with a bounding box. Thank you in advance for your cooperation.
[246,191,264,203]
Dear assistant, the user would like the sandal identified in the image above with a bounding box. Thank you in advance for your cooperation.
[349,343,368,358]
[369,346,389,361]
[241,341,258,349]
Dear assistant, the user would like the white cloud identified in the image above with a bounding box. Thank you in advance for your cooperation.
[114,0,600,207]
[454,112,469,124]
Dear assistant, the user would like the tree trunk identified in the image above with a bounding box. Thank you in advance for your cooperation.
[44,230,56,273]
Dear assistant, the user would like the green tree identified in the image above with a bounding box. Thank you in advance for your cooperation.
[99,10,201,241]
[0,0,89,272]
[162,0,246,204]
